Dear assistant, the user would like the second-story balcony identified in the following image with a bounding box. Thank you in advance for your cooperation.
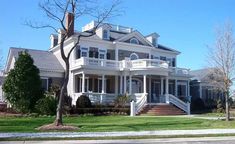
[71,57,190,76]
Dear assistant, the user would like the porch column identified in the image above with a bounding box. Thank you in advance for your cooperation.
[199,84,202,99]
[124,73,127,93]
[143,75,147,93]
[149,76,152,103]
[175,79,178,97]
[115,76,118,95]
[102,74,105,93]
[129,75,132,94]
[187,80,190,97]
[120,75,123,94]
[115,48,119,61]
[165,77,169,94]
[72,74,75,93]
[82,73,85,93]
[160,77,164,95]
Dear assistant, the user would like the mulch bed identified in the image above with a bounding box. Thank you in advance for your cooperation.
[36,123,79,131]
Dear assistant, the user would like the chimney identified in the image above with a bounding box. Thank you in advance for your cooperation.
[66,12,74,37]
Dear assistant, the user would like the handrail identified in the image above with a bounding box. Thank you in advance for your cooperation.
[166,94,190,114]
[135,93,147,114]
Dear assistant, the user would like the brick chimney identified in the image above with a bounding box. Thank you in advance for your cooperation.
[66,12,74,37]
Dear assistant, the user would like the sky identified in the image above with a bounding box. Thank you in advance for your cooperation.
[0,0,235,70]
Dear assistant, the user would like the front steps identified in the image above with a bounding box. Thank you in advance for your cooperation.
[139,104,186,116]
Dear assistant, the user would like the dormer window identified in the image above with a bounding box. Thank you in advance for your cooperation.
[103,29,109,40]
[152,37,156,47]
[130,38,139,44]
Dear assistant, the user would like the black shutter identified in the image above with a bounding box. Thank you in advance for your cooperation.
[48,78,52,90]
[76,47,81,59]
[95,51,99,58]
[89,51,93,58]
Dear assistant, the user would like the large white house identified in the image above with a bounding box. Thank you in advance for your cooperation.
[3,14,192,115]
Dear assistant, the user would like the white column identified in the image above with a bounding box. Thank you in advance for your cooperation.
[82,73,85,93]
[115,48,119,61]
[129,75,132,94]
[161,77,164,95]
[72,74,75,93]
[149,76,152,103]
[165,77,169,94]
[143,75,147,93]
[175,79,178,97]
[199,84,202,99]
[124,73,127,93]
[187,80,190,97]
[102,75,105,93]
[120,75,123,94]
[115,76,118,95]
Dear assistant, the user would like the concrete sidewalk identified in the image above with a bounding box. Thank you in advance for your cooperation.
[1,129,235,138]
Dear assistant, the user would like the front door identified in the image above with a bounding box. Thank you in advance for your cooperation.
[151,82,161,103]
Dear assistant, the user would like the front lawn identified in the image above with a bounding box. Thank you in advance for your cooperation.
[1,115,235,132]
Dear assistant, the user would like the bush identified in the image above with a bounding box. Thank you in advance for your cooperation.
[72,107,130,115]
[191,98,205,111]
[35,94,57,115]
[76,95,92,108]
[114,94,130,108]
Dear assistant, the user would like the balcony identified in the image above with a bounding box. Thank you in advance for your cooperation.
[71,57,190,76]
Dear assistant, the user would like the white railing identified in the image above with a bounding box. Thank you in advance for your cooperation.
[165,94,190,115]
[171,67,190,76]
[135,93,147,114]
[73,92,117,104]
[73,57,120,69]
[131,59,168,69]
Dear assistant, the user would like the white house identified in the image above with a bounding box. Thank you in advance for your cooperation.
[3,14,192,115]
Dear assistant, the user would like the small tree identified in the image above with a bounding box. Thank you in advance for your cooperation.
[207,22,235,121]
[3,51,43,113]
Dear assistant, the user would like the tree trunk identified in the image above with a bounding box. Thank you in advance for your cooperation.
[55,61,70,126]
[225,90,230,121]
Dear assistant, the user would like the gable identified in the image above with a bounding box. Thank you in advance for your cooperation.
[115,31,153,47]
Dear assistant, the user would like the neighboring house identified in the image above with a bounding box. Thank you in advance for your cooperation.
[3,14,192,115]
[190,68,224,105]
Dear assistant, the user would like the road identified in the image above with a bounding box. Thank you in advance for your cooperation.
[1,136,235,144]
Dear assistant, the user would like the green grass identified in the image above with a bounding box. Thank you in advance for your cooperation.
[1,115,235,132]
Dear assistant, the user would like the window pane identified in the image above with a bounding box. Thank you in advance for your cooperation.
[41,79,48,91]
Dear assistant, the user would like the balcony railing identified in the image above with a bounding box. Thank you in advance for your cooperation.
[72,57,190,76]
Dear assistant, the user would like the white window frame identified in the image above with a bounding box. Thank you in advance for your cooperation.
[80,47,88,58]
[99,48,107,59]
[103,30,109,40]
[130,38,139,44]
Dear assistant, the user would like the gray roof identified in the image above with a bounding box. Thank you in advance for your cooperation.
[190,68,214,82]
[9,47,64,72]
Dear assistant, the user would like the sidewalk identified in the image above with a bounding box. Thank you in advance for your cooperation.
[1,129,235,138]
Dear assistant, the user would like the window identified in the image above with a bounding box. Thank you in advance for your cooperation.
[89,47,98,58]
[130,38,139,44]
[152,37,156,46]
[81,47,88,57]
[99,49,107,59]
[160,56,166,61]
[130,53,139,60]
[41,78,48,91]
[103,30,109,40]
[172,58,176,67]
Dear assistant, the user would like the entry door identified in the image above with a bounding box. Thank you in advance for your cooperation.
[152,82,161,103]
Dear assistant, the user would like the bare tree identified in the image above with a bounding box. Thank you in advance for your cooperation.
[27,0,122,126]
[208,22,235,121]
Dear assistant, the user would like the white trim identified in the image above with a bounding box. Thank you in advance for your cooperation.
[130,38,139,44]
[130,53,139,60]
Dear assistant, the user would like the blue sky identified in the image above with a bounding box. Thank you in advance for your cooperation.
[0,0,235,70]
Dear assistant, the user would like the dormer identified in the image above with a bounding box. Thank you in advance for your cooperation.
[146,33,160,47]
[96,24,111,40]
[50,34,58,48]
